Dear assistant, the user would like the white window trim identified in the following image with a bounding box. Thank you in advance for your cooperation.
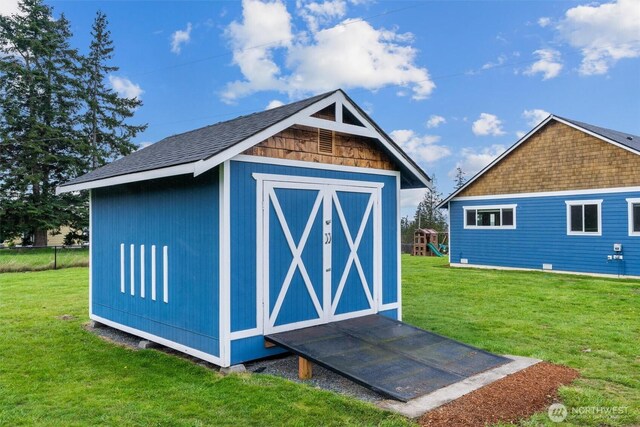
[463,204,517,230]
[627,198,640,237]
[565,199,603,236]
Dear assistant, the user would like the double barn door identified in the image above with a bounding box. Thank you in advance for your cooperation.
[258,175,382,334]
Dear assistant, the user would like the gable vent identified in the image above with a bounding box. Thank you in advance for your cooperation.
[318,129,334,154]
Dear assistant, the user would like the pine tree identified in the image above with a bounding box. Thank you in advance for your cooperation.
[0,0,86,246]
[454,167,467,190]
[81,11,146,169]
[413,177,447,233]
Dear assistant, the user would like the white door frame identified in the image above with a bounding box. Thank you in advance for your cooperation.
[254,173,383,334]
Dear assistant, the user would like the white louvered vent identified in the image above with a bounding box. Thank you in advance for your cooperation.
[318,129,334,154]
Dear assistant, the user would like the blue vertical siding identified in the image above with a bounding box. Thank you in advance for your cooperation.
[92,171,220,356]
[229,160,398,363]
[450,190,640,277]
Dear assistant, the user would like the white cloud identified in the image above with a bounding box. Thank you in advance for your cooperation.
[0,0,20,16]
[265,99,285,110]
[522,109,550,127]
[481,54,507,70]
[401,188,428,212]
[109,76,143,99]
[222,0,434,103]
[170,23,193,54]
[223,0,293,102]
[137,142,153,150]
[390,129,451,164]
[425,115,446,129]
[524,49,563,80]
[538,17,552,27]
[515,130,526,139]
[298,0,347,33]
[450,144,507,178]
[472,113,505,136]
[559,0,640,75]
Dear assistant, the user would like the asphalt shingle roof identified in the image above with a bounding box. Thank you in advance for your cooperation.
[558,116,640,153]
[61,91,335,187]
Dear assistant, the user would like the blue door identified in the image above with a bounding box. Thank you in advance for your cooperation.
[261,177,381,334]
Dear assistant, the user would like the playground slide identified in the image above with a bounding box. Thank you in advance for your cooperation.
[427,242,445,257]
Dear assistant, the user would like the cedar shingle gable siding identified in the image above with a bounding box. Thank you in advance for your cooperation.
[243,125,396,170]
[458,121,640,197]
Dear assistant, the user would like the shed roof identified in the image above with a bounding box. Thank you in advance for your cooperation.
[58,89,431,193]
[439,115,640,208]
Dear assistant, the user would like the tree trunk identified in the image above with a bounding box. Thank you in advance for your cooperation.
[34,229,48,247]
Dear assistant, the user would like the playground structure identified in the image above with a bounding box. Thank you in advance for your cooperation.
[413,229,448,257]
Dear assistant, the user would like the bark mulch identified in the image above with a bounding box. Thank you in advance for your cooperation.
[420,362,579,427]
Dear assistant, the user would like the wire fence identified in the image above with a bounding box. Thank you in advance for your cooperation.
[0,245,89,273]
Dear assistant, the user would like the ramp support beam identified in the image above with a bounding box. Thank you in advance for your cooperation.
[298,356,313,380]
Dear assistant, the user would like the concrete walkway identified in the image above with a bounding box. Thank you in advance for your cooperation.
[377,355,542,418]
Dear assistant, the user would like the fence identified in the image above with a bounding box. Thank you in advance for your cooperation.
[0,245,89,273]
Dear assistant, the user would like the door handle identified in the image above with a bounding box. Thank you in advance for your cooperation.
[324,232,332,244]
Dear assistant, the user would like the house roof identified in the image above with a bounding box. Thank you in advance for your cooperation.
[438,115,640,208]
[58,89,431,193]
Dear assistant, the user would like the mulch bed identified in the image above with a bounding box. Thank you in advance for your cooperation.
[420,362,579,427]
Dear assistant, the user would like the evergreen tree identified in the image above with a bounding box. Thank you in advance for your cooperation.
[0,0,86,246]
[81,11,146,169]
[454,167,467,190]
[413,177,447,233]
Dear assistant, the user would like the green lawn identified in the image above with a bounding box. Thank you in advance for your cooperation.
[403,256,639,426]
[0,257,638,426]
[0,247,89,273]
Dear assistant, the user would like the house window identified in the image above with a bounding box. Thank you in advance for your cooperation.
[628,198,640,236]
[463,205,516,229]
[565,200,602,236]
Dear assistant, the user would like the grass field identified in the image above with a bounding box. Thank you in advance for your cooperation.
[0,256,638,426]
[0,247,89,273]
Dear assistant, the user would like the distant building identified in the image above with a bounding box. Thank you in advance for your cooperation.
[440,115,640,278]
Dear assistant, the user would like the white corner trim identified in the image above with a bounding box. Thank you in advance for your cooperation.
[396,174,402,320]
[89,191,93,316]
[219,161,232,367]
[449,262,640,280]
[450,186,640,202]
[565,199,603,236]
[56,162,197,194]
[463,204,517,230]
[90,314,224,366]
[627,198,640,237]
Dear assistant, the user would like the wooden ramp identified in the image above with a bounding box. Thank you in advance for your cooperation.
[265,315,509,402]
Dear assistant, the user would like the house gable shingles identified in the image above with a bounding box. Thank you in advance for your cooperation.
[458,120,640,197]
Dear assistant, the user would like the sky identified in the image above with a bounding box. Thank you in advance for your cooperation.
[2,0,640,217]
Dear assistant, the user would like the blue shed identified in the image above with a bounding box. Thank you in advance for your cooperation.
[58,89,431,367]
[440,115,640,279]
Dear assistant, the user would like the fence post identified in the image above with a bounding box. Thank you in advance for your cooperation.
[54,246,57,270]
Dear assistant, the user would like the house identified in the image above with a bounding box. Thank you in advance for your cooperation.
[57,89,431,367]
[439,115,640,279]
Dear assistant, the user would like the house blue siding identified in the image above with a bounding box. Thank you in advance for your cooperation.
[91,172,220,356]
[450,190,640,277]
[229,159,399,363]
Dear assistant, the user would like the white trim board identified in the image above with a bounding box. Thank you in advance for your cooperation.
[234,154,401,177]
[90,314,224,366]
[57,90,430,194]
[450,186,640,202]
[628,198,640,237]
[439,115,640,207]
[219,161,232,367]
[450,262,640,280]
